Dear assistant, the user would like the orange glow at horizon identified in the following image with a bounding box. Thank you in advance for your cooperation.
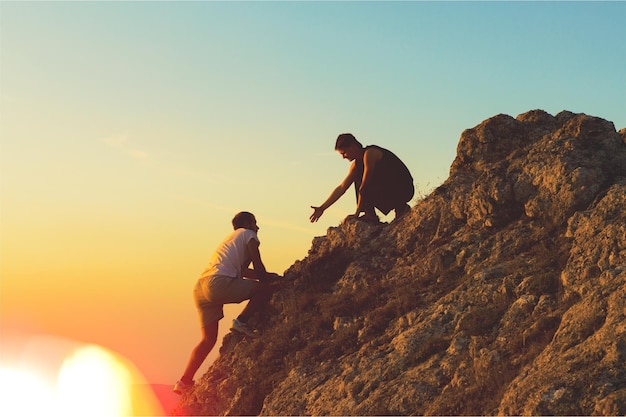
[0,336,164,416]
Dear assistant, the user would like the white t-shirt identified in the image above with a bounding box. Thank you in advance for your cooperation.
[200,228,259,279]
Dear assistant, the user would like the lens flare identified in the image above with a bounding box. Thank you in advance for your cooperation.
[0,367,54,416]
[0,335,164,417]
[56,345,134,416]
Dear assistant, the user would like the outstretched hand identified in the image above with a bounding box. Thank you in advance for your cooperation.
[310,206,325,223]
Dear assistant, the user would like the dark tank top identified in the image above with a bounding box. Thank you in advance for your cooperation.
[353,145,413,201]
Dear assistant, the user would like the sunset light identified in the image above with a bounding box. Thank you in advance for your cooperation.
[0,367,53,416]
[2,0,625,399]
[56,345,134,416]
[0,337,163,417]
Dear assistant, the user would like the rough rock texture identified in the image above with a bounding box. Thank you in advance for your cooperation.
[175,110,626,416]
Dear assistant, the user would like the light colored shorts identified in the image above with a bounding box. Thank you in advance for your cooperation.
[193,275,259,327]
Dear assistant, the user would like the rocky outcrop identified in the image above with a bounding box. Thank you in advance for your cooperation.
[175,110,626,416]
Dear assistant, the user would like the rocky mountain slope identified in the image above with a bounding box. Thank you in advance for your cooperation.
[174,110,626,416]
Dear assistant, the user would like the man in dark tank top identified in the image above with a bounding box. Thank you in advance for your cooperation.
[310,133,414,224]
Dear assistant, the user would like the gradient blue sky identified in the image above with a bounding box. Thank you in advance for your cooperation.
[2,1,625,386]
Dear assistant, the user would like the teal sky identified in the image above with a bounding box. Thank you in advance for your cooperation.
[2,1,625,385]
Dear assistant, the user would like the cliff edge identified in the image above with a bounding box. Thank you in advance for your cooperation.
[175,110,626,416]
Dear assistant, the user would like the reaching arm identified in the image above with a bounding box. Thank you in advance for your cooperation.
[310,163,357,222]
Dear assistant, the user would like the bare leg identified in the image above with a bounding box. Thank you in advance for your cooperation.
[180,320,218,384]
[237,284,272,323]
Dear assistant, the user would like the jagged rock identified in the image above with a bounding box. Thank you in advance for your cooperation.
[174,110,626,416]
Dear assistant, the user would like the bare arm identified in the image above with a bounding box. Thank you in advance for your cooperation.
[355,147,383,214]
[241,239,268,281]
[310,163,357,222]
[241,239,281,282]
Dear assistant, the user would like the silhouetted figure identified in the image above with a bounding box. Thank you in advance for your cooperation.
[310,133,414,224]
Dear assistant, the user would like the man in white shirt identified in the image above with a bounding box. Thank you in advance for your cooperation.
[174,211,281,394]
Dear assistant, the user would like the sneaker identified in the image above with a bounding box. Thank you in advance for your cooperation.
[231,318,259,338]
[393,204,411,223]
[173,379,194,395]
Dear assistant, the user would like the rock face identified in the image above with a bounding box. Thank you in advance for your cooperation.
[175,110,626,416]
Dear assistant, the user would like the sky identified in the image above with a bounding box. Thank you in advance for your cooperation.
[1,0,625,391]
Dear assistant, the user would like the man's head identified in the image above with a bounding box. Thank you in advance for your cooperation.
[232,211,259,232]
[335,133,363,161]
[335,133,362,150]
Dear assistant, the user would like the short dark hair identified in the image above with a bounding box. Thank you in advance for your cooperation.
[232,211,255,230]
[335,133,362,150]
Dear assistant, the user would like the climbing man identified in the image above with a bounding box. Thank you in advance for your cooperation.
[174,211,281,394]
